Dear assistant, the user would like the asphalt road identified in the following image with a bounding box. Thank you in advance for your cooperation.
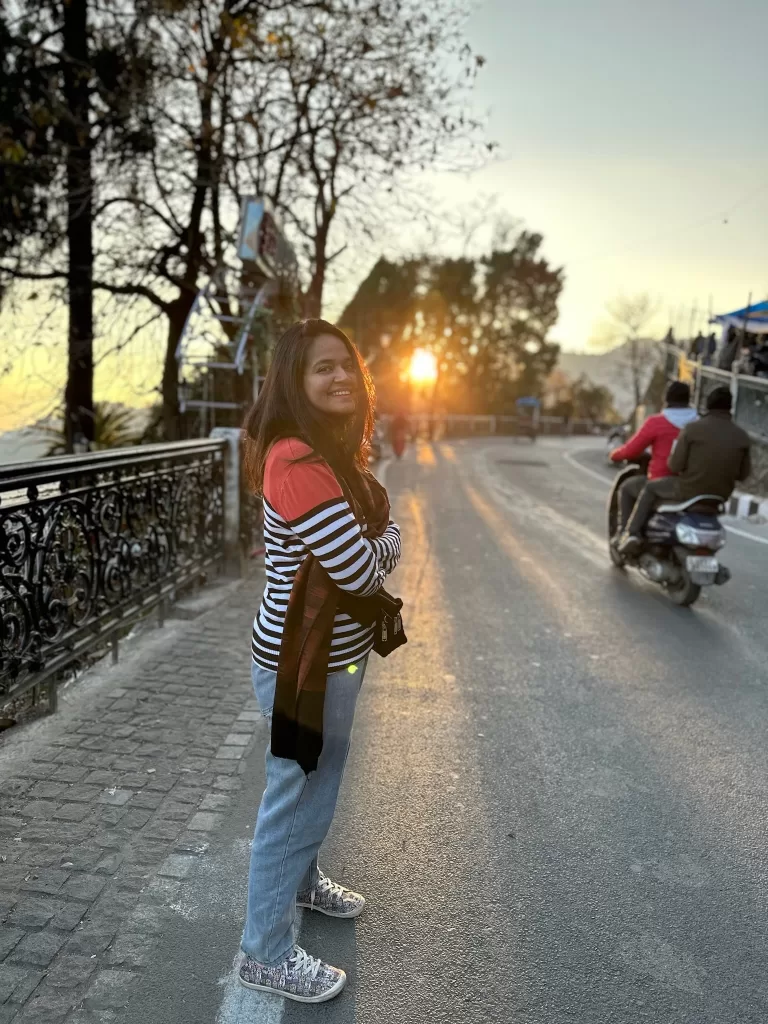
[132,437,768,1024]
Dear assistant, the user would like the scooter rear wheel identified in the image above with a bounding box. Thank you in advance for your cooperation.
[667,570,701,607]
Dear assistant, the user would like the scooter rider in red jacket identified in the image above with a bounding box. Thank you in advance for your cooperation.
[610,381,698,536]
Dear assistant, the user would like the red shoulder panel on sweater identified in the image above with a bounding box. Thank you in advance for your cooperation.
[264,438,344,522]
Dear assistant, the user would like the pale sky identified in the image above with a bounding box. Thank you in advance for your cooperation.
[1,0,766,433]
[422,0,768,349]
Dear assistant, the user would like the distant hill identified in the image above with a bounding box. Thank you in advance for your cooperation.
[557,339,661,417]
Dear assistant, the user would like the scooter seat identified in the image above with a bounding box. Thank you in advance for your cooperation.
[657,494,725,514]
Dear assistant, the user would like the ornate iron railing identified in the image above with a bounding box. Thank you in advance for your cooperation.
[733,376,768,441]
[0,439,226,707]
[695,365,731,413]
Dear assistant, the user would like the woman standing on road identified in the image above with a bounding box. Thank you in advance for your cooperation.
[239,319,402,1004]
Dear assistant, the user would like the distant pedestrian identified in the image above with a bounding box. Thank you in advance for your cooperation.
[690,332,706,360]
[704,332,717,366]
[238,318,404,1003]
[718,326,740,371]
[390,411,409,458]
[733,347,750,375]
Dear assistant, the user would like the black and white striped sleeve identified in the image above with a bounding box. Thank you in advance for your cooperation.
[288,499,385,596]
[276,461,385,597]
[370,521,401,576]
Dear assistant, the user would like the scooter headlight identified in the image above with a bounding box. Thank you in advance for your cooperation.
[675,523,700,545]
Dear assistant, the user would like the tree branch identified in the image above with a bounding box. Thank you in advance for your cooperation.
[0,268,67,282]
[93,280,170,312]
[93,196,181,237]
[95,307,166,366]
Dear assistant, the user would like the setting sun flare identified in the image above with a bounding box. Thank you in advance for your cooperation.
[408,348,438,385]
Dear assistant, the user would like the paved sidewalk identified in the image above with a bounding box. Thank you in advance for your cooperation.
[0,577,264,1024]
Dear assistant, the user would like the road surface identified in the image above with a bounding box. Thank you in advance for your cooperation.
[129,437,768,1024]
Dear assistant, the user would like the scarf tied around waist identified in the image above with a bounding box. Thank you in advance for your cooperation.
[271,468,406,775]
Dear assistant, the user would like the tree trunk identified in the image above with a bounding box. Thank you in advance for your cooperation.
[303,267,324,319]
[62,0,94,453]
[303,225,329,318]
[160,45,220,438]
[162,296,194,441]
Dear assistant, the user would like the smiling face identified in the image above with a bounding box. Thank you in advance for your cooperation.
[303,333,359,418]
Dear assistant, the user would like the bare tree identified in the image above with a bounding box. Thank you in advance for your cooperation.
[593,293,661,424]
[1,0,161,449]
[3,0,488,439]
[82,0,314,438]
[266,0,488,317]
[90,0,487,435]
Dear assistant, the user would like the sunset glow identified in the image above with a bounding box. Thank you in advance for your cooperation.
[409,348,438,385]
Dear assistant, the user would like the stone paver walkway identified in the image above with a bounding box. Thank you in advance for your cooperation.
[0,577,262,1024]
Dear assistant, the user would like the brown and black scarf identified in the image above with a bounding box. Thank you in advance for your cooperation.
[271,468,406,775]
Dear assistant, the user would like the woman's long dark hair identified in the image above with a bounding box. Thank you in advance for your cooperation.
[243,319,375,495]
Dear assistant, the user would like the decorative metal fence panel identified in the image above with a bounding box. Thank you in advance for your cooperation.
[735,377,768,441]
[694,366,768,440]
[1,439,226,705]
[696,366,732,413]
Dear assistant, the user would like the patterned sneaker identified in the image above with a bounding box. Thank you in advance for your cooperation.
[297,871,366,919]
[238,946,346,1003]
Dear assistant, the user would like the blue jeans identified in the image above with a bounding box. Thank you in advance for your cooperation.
[241,658,367,965]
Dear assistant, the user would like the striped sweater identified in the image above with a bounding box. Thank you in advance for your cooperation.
[252,438,402,672]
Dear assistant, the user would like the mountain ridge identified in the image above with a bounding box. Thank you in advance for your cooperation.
[557,338,661,416]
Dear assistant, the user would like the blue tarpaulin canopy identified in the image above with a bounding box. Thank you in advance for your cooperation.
[712,300,768,336]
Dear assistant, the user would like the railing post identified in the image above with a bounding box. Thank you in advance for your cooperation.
[210,427,242,576]
[693,365,703,412]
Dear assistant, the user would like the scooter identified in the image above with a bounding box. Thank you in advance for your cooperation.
[607,460,731,606]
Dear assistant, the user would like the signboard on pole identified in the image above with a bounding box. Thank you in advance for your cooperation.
[237,198,265,262]
[237,197,297,281]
